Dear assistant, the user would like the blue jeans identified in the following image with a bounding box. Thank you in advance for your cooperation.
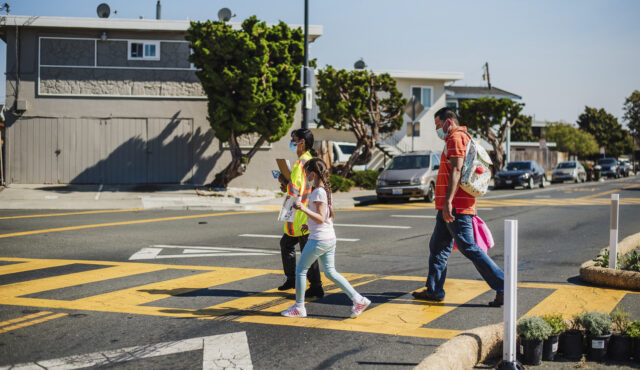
[295,239,359,304]
[426,210,504,299]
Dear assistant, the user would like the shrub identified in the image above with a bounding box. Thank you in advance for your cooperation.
[569,314,583,331]
[329,174,355,192]
[625,321,640,338]
[542,314,568,335]
[517,317,553,341]
[592,249,620,269]
[579,311,612,336]
[349,170,379,190]
[622,250,640,272]
[610,306,631,334]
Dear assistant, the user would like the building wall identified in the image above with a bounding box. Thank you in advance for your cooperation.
[3,26,295,189]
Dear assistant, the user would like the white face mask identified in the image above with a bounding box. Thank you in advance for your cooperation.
[436,128,447,140]
[307,175,315,187]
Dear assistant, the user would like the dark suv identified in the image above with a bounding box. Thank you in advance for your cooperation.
[596,158,621,178]
[494,160,546,189]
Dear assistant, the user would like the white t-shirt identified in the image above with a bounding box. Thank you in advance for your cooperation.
[307,187,336,241]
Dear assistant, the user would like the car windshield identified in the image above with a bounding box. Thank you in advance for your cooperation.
[387,155,430,170]
[505,162,532,171]
[597,159,616,165]
[338,144,356,155]
[557,162,576,169]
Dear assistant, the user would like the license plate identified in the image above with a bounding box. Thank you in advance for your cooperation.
[506,180,512,184]
[392,188,403,195]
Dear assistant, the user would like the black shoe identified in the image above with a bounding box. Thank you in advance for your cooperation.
[277,280,295,291]
[411,290,444,302]
[488,292,504,307]
[305,286,324,299]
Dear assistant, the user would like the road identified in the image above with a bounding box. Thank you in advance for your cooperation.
[1,177,640,369]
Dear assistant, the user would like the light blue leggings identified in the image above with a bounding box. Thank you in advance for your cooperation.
[295,238,359,304]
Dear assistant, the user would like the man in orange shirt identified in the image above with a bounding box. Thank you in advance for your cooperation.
[412,108,504,307]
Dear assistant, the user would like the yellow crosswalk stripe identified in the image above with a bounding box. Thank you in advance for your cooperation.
[0,259,74,275]
[0,311,53,327]
[523,285,629,319]
[0,209,143,220]
[0,313,68,334]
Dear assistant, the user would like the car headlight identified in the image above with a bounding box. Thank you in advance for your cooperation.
[521,173,530,179]
[611,166,617,171]
[421,176,428,185]
[377,179,387,186]
[410,177,421,185]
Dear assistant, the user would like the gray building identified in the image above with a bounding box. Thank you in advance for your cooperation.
[0,15,321,186]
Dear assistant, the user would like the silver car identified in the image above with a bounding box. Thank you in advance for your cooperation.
[551,161,586,183]
[376,151,440,202]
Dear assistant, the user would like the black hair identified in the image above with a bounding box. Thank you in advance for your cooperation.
[434,107,459,123]
[303,157,334,220]
[291,128,317,157]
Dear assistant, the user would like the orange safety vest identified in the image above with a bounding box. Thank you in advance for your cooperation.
[284,151,313,236]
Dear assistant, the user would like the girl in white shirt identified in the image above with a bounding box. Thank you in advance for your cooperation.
[281,158,371,318]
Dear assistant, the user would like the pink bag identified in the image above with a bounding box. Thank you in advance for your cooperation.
[452,216,494,253]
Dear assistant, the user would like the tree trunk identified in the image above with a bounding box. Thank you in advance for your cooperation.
[211,132,267,188]
[490,144,506,176]
[339,139,367,177]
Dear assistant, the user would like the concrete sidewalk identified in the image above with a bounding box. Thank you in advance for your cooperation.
[0,184,377,211]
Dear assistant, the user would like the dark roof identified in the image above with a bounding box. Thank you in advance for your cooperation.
[446,86,521,100]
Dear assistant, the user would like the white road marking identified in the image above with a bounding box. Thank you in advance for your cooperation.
[44,195,58,200]
[0,332,253,370]
[94,184,104,200]
[129,245,280,260]
[334,223,411,229]
[239,234,359,242]
[477,207,494,210]
[391,215,436,219]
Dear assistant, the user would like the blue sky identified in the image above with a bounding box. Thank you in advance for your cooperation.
[2,0,639,125]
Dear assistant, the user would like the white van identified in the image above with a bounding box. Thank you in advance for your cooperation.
[332,142,367,171]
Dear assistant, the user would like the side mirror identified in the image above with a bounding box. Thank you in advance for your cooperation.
[433,165,440,170]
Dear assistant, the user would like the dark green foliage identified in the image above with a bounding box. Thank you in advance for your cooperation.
[622,250,640,272]
[542,314,568,335]
[517,316,553,340]
[592,249,620,269]
[623,90,640,143]
[330,174,354,192]
[510,114,536,141]
[626,320,640,338]
[458,97,524,175]
[544,122,599,158]
[577,106,634,158]
[187,17,305,187]
[316,66,406,177]
[349,170,379,190]
[579,311,612,336]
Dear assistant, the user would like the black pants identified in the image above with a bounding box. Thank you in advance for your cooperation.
[280,233,322,288]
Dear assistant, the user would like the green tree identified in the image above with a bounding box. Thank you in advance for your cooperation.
[510,114,535,141]
[623,90,640,146]
[458,97,524,174]
[187,17,305,187]
[544,122,599,158]
[315,66,407,177]
[577,106,634,158]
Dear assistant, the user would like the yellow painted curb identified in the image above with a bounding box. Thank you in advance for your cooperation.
[579,232,640,291]
[415,323,503,370]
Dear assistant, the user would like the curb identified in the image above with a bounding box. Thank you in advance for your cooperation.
[415,323,503,370]
[579,231,640,290]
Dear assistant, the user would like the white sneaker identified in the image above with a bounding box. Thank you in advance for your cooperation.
[281,304,307,318]
[350,297,371,318]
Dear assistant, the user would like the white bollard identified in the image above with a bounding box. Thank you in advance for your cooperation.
[503,220,519,366]
[609,194,619,269]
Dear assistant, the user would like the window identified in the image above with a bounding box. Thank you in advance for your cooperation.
[411,86,433,109]
[128,41,160,60]
[388,155,430,170]
[446,101,458,112]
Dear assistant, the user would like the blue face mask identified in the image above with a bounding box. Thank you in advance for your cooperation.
[289,141,298,153]
[436,128,447,140]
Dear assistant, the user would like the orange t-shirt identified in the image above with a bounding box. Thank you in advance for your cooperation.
[435,126,476,215]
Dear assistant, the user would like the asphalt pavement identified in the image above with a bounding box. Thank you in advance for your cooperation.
[1,176,640,369]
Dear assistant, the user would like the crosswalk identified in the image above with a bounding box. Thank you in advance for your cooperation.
[1,257,638,339]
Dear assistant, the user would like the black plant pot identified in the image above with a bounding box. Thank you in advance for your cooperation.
[543,334,560,361]
[587,333,611,362]
[560,330,584,360]
[633,337,640,362]
[519,338,544,366]
[608,334,631,361]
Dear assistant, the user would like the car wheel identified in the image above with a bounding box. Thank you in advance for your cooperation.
[574,176,579,183]
[540,177,546,188]
[528,177,534,189]
[424,182,435,203]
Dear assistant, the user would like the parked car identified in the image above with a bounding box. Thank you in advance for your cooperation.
[551,161,586,183]
[332,141,366,171]
[376,151,440,202]
[595,158,621,178]
[494,160,546,189]
[618,159,631,177]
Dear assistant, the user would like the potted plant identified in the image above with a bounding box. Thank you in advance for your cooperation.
[627,320,640,363]
[580,311,612,361]
[560,314,584,360]
[517,316,552,365]
[542,314,567,361]
[609,306,632,361]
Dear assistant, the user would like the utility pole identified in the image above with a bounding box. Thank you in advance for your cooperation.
[483,62,491,90]
[301,0,310,129]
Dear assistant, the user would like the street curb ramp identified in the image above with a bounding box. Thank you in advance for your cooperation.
[579,231,640,290]
[415,323,502,370]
